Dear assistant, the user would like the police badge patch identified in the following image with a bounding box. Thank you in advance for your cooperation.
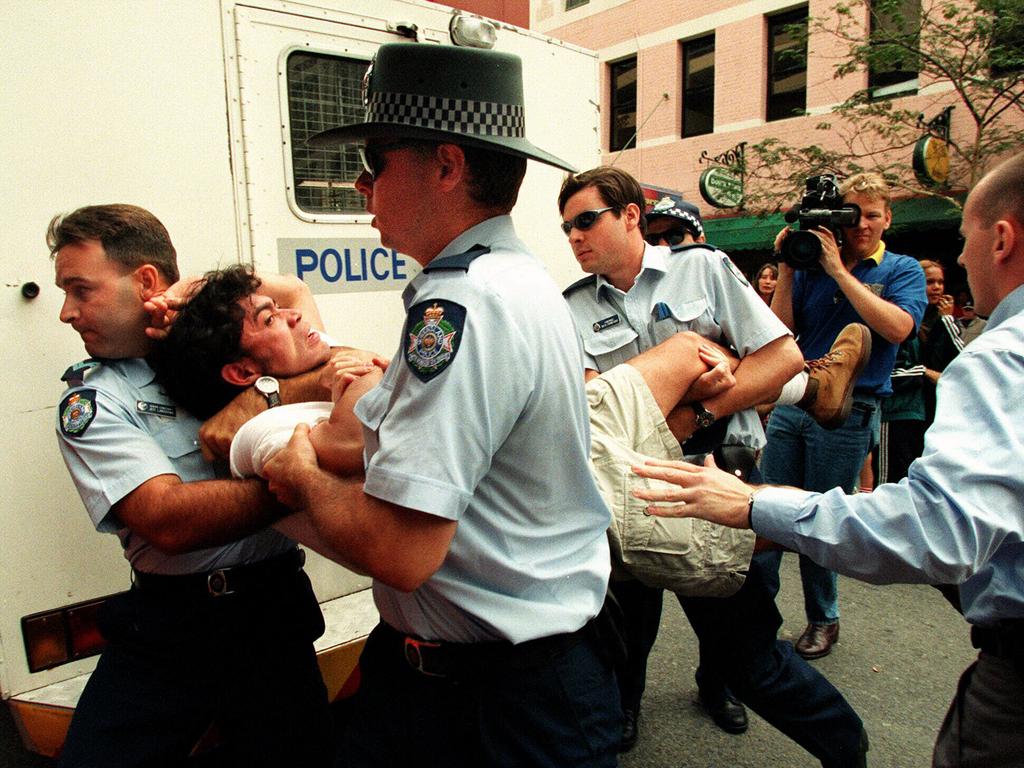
[405,299,466,382]
[60,389,97,436]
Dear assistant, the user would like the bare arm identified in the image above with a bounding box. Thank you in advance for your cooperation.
[308,363,383,476]
[274,511,365,572]
[113,474,286,555]
[255,273,325,331]
[264,425,456,592]
[146,272,323,339]
[698,335,803,422]
[199,366,333,461]
[816,229,914,344]
[769,228,797,331]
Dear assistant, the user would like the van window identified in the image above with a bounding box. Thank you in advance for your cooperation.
[287,51,367,214]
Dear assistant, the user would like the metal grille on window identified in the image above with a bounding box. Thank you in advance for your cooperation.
[287,52,366,214]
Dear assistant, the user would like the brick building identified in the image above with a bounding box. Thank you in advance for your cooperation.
[531,0,1018,282]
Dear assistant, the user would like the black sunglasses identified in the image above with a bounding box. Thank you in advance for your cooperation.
[644,230,690,247]
[561,207,618,236]
[358,141,426,180]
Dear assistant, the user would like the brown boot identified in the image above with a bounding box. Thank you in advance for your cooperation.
[797,324,872,430]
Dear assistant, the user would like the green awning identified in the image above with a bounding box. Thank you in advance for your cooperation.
[704,195,963,253]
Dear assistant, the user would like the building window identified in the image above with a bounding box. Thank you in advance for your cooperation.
[609,57,637,152]
[767,8,808,122]
[682,34,715,138]
[565,0,589,9]
[868,0,920,97]
[286,51,366,214]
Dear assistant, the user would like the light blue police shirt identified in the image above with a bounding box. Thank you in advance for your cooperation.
[353,215,612,644]
[56,358,294,575]
[563,243,792,450]
[754,283,1024,626]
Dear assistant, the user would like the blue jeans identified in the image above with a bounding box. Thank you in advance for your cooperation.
[759,401,879,625]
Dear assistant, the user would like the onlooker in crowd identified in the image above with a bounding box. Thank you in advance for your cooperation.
[875,335,927,485]
[952,288,971,318]
[259,43,622,768]
[760,172,927,660]
[631,150,1024,768]
[49,205,332,767]
[919,259,965,425]
[756,262,780,304]
[559,167,869,766]
[956,301,987,345]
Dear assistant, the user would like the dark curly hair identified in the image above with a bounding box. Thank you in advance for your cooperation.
[148,265,261,419]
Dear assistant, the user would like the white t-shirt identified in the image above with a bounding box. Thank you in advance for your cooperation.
[229,401,332,478]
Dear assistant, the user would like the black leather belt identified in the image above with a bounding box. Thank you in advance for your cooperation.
[133,548,305,599]
[380,621,590,679]
[971,620,1024,660]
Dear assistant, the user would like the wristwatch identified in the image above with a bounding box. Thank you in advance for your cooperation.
[693,401,717,430]
[254,376,281,408]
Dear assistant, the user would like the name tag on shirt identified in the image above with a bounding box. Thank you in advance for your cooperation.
[593,314,620,332]
[137,401,177,418]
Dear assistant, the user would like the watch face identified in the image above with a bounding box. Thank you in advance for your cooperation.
[255,376,279,396]
[695,404,716,428]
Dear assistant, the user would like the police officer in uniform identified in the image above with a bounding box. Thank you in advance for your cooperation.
[262,43,621,768]
[559,167,869,767]
[50,204,331,767]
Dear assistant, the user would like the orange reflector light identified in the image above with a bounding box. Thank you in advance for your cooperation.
[22,592,124,673]
[22,614,69,672]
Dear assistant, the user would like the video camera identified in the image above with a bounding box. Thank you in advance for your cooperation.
[779,174,861,270]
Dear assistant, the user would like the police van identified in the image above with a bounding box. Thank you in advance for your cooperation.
[1,0,598,756]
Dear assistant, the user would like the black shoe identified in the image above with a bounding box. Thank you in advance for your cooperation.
[698,692,748,735]
[619,707,639,752]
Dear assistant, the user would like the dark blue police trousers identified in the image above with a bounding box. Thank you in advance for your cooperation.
[58,564,331,768]
[336,621,622,768]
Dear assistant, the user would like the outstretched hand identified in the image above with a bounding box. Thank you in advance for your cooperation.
[630,454,755,529]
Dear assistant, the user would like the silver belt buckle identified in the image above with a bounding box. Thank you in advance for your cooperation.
[403,636,446,677]
[206,569,234,597]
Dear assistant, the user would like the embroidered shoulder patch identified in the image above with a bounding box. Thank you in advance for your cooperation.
[405,299,466,382]
[60,389,97,437]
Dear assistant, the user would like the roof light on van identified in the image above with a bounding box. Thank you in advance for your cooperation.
[449,13,497,49]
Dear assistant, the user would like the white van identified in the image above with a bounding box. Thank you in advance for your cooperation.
[1,0,598,756]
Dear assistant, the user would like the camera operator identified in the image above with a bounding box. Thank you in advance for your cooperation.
[760,172,927,660]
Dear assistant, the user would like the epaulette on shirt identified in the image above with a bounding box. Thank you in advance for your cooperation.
[562,274,597,297]
[61,359,102,388]
[423,244,491,272]
[669,242,750,287]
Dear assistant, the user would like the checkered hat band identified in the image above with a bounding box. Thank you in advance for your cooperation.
[367,92,525,138]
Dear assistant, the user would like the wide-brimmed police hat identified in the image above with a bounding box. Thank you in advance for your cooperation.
[308,43,575,172]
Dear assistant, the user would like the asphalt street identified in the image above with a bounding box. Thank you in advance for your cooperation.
[621,553,976,768]
[2,555,976,767]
